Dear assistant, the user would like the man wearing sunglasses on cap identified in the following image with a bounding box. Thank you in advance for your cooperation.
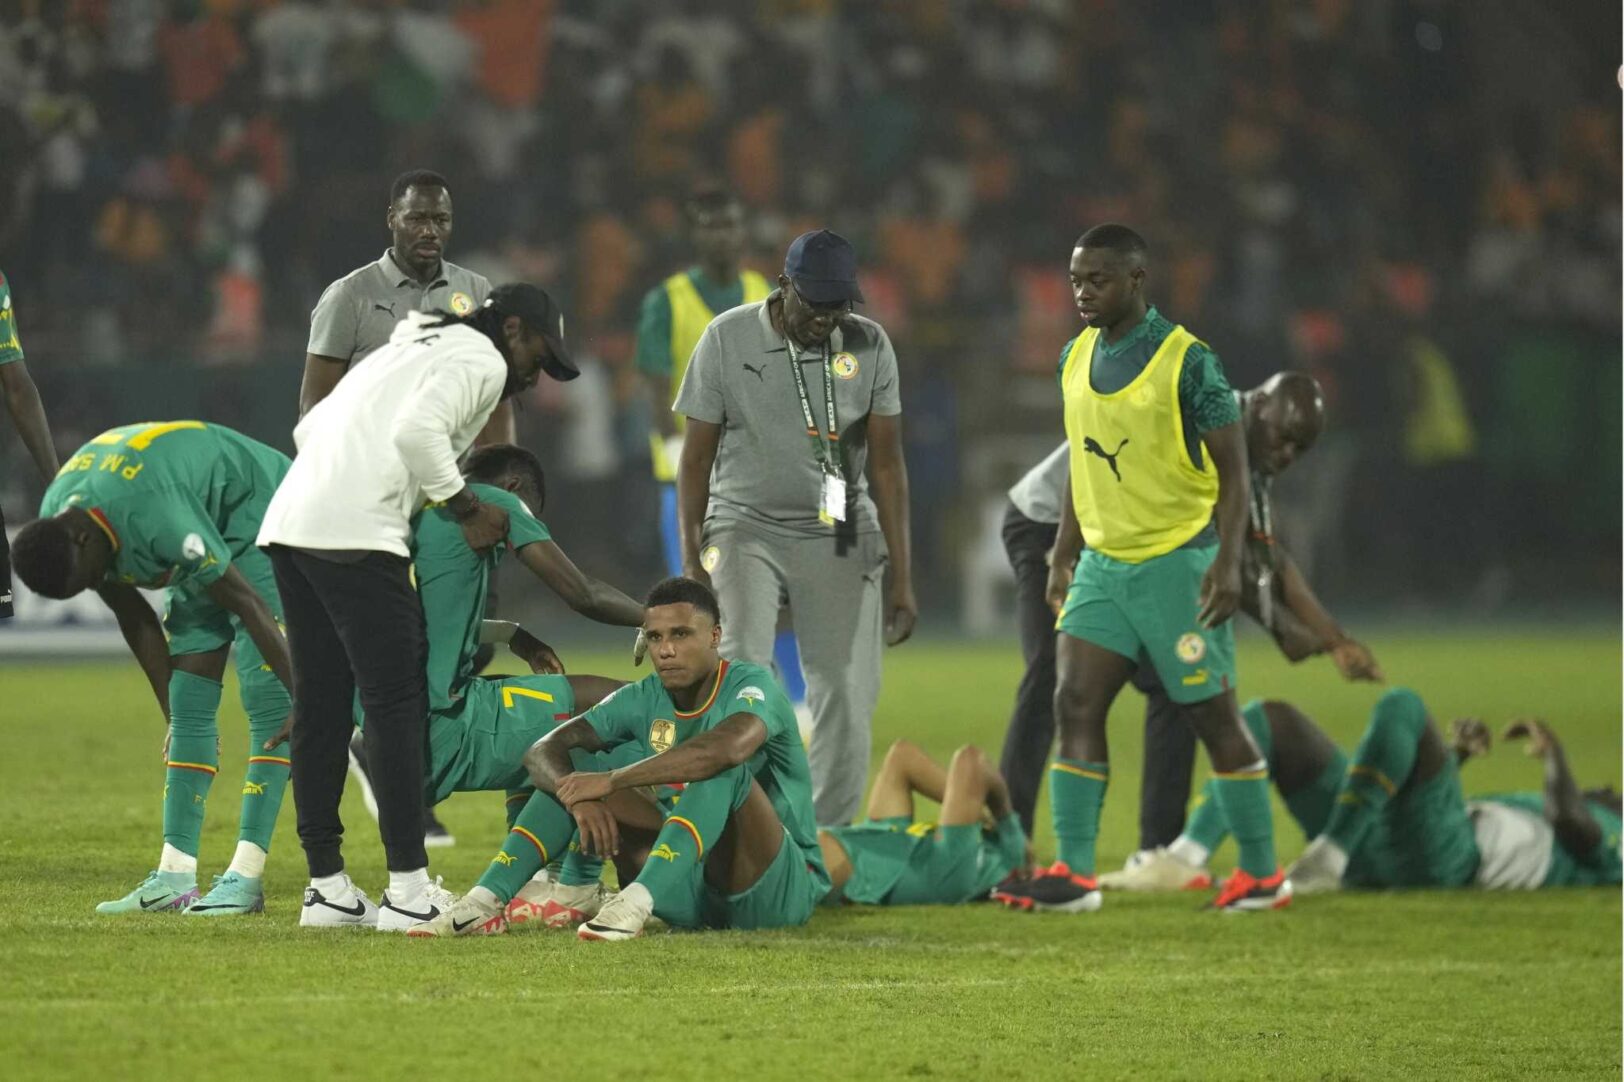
[673,229,917,827]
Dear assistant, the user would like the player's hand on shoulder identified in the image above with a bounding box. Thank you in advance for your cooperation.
[458,499,509,553]
[1448,717,1492,761]
[1329,637,1384,682]
[1503,717,1555,757]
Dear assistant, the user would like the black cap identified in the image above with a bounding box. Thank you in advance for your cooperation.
[484,283,579,382]
[784,229,864,305]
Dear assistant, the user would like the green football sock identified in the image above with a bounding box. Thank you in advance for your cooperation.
[1324,688,1427,853]
[634,764,750,908]
[477,791,577,903]
[1182,780,1230,853]
[1049,759,1108,877]
[504,788,530,830]
[238,671,292,853]
[163,671,222,858]
[558,842,605,887]
[1286,750,1350,840]
[1211,768,1276,877]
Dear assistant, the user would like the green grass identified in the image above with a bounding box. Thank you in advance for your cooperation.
[1,630,1619,1080]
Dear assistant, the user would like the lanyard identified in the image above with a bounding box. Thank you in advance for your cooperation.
[1249,469,1277,629]
[785,336,843,476]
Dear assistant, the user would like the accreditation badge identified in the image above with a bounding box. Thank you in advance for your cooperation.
[819,473,848,525]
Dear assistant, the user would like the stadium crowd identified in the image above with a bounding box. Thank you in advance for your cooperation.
[1,0,1618,606]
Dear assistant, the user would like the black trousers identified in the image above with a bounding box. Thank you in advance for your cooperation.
[996,500,1199,849]
[267,545,429,876]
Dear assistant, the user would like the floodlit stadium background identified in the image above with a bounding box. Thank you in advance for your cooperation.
[2,0,1617,646]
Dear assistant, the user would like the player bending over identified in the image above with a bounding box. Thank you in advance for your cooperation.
[408,577,829,940]
[300,444,646,929]
[1108,688,1620,893]
[819,740,1029,907]
[12,422,295,916]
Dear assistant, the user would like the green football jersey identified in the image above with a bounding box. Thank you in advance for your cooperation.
[39,422,290,591]
[0,269,23,365]
[1481,791,1623,887]
[584,659,825,881]
[828,814,1025,905]
[411,482,550,713]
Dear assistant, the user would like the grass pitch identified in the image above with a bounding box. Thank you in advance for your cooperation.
[1,629,1618,1080]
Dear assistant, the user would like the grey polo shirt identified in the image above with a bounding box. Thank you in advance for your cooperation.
[307,249,492,365]
[674,294,902,537]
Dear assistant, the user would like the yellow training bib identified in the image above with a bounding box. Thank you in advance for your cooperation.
[1062,324,1218,562]
[652,269,771,481]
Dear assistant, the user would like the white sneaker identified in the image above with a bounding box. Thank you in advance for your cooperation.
[536,881,606,929]
[406,890,507,937]
[1098,848,1213,892]
[377,876,458,933]
[577,885,652,942]
[1284,838,1345,895]
[300,877,379,928]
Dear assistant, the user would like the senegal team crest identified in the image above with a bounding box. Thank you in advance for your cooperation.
[650,719,677,754]
[700,545,721,573]
[736,686,765,706]
[832,352,859,380]
[1176,633,1206,664]
[449,291,475,315]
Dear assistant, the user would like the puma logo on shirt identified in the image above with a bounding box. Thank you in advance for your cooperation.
[1083,436,1130,482]
[742,362,766,381]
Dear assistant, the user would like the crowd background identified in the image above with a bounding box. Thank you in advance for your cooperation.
[2,0,1618,632]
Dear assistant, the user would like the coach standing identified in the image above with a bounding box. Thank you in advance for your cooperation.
[298,169,512,445]
[675,229,916,826]
[259,284,578,931]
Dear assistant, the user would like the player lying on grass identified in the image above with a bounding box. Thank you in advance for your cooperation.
[12,422,295,917]
[1104,688,1621,892]
[408,577,830,940]
[818,740,1030,907]
[300,444,647,929]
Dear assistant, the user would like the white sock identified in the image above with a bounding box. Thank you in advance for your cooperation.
[389,867,431,899]
[1167,836,1210,867]
[158,843,197,875]
[311,872,351,898]
[468,885,500,909]
[226,841,267,879]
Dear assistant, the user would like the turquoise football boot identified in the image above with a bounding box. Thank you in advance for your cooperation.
[186,871,266,916]
[95,870,199,914]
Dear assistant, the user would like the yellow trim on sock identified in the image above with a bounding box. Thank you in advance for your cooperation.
[1348,764,1397,796]
[668,815,704,858]
[247,756,291,766]
[1213,769,1269,782]
[511,826,549,864]
[1051,762,1108,782]
[166,761,218,775]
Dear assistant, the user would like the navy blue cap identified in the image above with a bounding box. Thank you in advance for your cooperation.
[784,229,864,305]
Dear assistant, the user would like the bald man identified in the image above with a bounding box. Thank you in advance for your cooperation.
[997,372,1384,877]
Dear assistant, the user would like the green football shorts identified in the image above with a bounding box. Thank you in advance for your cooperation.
[1057,544,1236,704]
[162,546,284,689]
